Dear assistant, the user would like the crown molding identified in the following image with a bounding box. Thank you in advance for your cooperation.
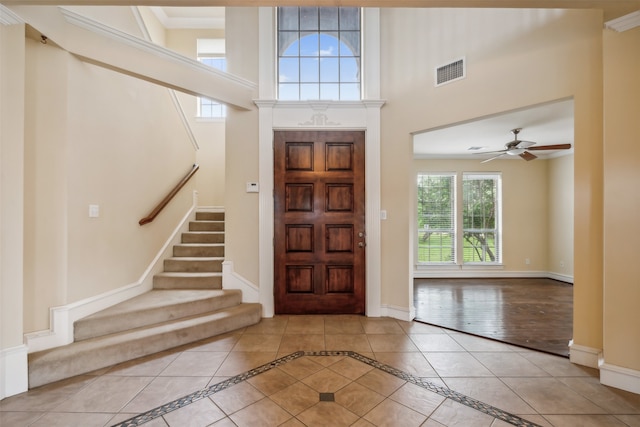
[605,10,640,32]
[149,6,225,29]
[59,7,255,90]
[0,5,24,25]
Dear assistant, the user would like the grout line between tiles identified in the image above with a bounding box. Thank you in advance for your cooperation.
[110,350,543,427]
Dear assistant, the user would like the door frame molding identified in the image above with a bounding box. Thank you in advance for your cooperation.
[255,7,384,317]
[256,101,384,317]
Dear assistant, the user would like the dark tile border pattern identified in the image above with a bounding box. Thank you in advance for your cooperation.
[112,351,542,427]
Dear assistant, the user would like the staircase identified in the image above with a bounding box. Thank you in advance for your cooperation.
[28,212,262,388]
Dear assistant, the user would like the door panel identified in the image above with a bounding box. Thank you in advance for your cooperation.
[274,130,365,314]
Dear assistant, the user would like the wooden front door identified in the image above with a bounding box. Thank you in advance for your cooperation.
[274,130,366,314]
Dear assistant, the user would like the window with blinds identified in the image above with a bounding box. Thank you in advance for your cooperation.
[417,174,456,263]
[462,173,502,264]
[416,172,502,265]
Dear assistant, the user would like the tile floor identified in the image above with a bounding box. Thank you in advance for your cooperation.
[1,315,640,427]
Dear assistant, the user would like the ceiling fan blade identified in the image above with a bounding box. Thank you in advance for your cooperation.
[473,149,508,155]
[527,143,572,151]
[519,151,537,161]
[481,153,506,163]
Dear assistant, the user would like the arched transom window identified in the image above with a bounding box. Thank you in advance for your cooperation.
[278,7,361,101]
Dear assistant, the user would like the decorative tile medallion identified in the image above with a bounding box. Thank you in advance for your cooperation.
[111,351,542,427]
[319,392,335,402]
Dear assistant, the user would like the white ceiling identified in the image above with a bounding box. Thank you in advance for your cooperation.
[413,98,574,161]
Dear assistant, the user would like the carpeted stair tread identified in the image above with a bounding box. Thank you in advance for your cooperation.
[163,257,223,273]
[173,243,224,255]
[195,212,224,221]
[165,256,224,261]
[154,271,223,278]
[74,289,240,341]
[29,303,262,388]
[189,221,224,231]
[27,211,264,389]
[153,272,223,290]
[181,231,225,244]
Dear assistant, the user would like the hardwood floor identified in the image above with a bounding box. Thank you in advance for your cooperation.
[413,278,573,357]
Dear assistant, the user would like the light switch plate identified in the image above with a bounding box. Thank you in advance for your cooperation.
[246,182,259,193]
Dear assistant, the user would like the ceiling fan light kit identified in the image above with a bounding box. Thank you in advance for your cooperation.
[477,128,571,163]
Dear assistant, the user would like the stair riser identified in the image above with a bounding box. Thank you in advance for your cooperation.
[189,221,224,232]
[181,232,224,244]
[29,304,262,388]
[153,274,222,290]
[173,245,224,257]
[74,292,242,341]
[164,259,222,273]
[196,212,224,221]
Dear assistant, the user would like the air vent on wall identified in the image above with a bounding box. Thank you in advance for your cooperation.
[435,58,465,87]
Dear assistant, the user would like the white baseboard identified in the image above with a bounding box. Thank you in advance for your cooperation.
[414,269,573,283]
[222,261,260,304]
[547,272,574,284]
[0,345,28,399]
[24,202,196,353]
[600,361,640,394]
[380,304,413,321]
[569,341,602,368]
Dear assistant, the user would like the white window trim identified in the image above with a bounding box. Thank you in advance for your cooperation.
[415,171,503,270]
[276,6,363,101]
[196,39,226,119]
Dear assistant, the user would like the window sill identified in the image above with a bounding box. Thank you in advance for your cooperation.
[415,263,504,271]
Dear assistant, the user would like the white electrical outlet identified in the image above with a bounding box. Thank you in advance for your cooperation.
[525,258,530,265]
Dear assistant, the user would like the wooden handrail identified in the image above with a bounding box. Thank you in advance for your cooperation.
[139,164,199,226]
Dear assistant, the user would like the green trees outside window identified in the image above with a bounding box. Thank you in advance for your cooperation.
[417,173,501,264]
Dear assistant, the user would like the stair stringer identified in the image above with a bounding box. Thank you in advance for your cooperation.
[24,199,197,353]
[222,260,260,304]
[28,303,261,388]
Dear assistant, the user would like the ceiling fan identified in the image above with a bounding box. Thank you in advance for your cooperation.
[477,128,572,163]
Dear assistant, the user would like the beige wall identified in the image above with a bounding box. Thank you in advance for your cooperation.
[224,7,260,285]
[379,8,603,349]
[603,26,640,373]
[1,23,26,349]
[548,154,574,277]
[165,28,226,207]
[22,31,197,331]
[412,158,556,273]
[23,38,70,331]
[222,8,594,317]
[137,6,166,46]
[6,3,634,390]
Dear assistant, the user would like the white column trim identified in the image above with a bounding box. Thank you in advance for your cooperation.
[257,101,276,318]
[0,345,28,399]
